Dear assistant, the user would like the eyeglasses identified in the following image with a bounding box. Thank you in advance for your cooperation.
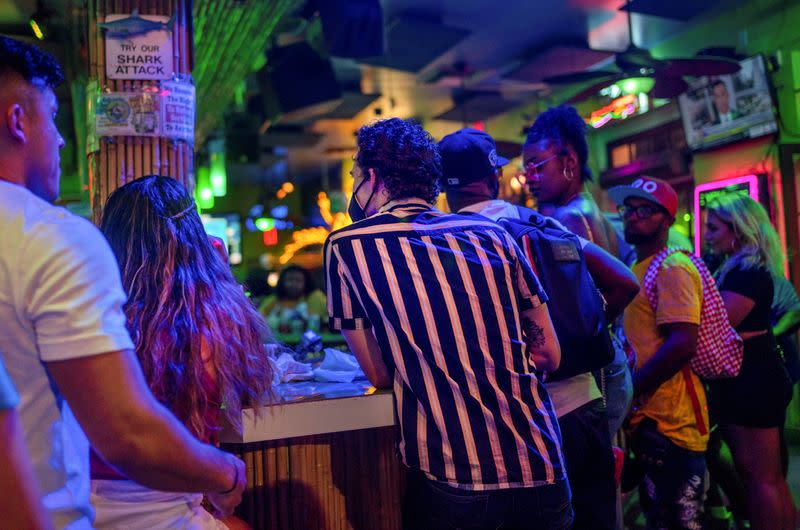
[523,154,559,179]
[618,203,665,219]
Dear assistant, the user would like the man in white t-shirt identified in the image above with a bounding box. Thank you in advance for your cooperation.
[441,128,639,530]
[0,36,245,529]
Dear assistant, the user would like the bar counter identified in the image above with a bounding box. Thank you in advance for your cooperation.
[222,381,405,530]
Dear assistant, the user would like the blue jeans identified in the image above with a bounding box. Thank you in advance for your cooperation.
[559,399,616,530]
[403,472,572,530]
[600,329,633,436]
[631,419,706,530]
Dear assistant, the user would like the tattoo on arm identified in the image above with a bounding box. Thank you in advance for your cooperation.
[526,322,545,349]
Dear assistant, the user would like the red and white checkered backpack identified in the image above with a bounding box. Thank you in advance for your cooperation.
[642,248,743,379]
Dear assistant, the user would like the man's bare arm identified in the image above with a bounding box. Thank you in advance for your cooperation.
[46,350,245,516]
[633,322,698,397]
[341,328,393,388]
[522,304,561,374]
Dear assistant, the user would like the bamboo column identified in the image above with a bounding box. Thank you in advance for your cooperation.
[87,0,194,222]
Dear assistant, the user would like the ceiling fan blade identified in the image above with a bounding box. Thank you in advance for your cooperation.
[543,69,620,85]
[566,76,625,104]
[661,57,741,77]
[651,75,689,99]
[616,45,665,71]
[0,23,34,37]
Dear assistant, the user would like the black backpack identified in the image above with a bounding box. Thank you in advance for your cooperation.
[499,206,614,381]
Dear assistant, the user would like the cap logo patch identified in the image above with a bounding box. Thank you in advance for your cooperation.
[488,149,498,167]
[632,178,657,193]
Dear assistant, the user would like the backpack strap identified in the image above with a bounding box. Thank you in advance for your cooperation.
[681,366,708,436]
[520,233,540,278]
[641,247,685,312]
[574,211,595,244]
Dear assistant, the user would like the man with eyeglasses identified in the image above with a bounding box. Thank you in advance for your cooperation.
[608,177,708,530]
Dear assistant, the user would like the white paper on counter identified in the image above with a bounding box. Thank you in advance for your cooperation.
[313,349,365,383]
[269,352,314,383]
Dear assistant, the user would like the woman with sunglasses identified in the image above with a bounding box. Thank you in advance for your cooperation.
[704,193,795,529]
[524,104,633,437]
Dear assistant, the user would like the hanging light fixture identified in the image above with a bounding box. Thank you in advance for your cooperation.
[614,76,655,95]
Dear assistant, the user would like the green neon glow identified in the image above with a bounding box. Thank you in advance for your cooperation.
[615,77,655,95]
[208,138,227,197]
[255,217,275,231]
[195,167,214,209]
[29,19,44,40]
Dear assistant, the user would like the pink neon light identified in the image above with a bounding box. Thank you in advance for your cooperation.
[693,174,759,256]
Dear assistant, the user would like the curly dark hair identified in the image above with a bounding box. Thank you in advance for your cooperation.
[525,104,592,182]
[356,118,441,203]
[0,36,63,88]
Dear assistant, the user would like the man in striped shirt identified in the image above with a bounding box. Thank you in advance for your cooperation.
[324,118,572,529]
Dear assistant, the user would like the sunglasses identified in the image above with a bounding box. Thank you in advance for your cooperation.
[523,153,560,178]
[618,203,666,219]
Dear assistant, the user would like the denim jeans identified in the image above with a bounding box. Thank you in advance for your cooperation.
[403,472,572,530]
[559,399,616,530]
[600,330,633,436]
[631,419,706,530]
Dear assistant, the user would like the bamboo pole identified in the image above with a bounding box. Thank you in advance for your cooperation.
[88,0,193,222]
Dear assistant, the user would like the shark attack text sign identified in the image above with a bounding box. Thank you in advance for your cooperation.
[102,12,173,80]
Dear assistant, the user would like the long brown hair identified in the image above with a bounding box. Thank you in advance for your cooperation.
[100,176,274,440]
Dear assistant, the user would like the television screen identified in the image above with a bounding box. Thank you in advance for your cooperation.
[678,55,777,151]
[201,213,242,265]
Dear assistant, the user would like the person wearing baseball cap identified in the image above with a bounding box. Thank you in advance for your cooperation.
[438,128,510,215]
[609,176,708,530]
[444,128,639,530]
[608,176,681,253]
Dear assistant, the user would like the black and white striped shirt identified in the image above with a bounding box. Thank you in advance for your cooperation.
[324,198,565,490]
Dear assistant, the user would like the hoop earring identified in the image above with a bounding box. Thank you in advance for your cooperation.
[563,167,574,181]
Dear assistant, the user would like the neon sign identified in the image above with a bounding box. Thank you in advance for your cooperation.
[693,174,759,256]
[590,94,637,129]
[279,192,350,265]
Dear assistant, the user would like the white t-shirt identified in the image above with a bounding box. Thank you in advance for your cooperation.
[459,199,602,418]
[0,181,134,529]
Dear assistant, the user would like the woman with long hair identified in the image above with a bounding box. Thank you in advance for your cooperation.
[90,175,274,529]
[704,192,795,529]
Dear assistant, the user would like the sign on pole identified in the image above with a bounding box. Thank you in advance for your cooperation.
[103,12,174,80]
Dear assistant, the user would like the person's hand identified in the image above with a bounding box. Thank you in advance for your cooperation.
[206,455,246,517]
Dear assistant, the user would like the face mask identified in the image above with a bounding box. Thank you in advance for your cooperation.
[348,175,376,222]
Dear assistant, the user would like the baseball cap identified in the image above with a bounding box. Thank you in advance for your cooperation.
[608,176,678,217]
[438,128,509,188]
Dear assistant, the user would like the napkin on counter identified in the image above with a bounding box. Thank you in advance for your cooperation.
[270,352,314,383]
[312,348,365,383]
